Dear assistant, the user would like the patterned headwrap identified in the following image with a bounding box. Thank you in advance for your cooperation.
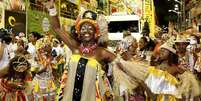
[10,55,30,73]
[75,10,100,39]
[35,34,54,50]
[160,36,176,54]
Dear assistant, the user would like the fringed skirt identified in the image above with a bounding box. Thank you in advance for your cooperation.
[0,79,33,101]
[32,73,57,101]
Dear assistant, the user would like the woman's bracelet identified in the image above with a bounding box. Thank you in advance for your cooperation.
[48,7,57,16]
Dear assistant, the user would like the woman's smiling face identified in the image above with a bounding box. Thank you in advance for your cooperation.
[79,22,96,42]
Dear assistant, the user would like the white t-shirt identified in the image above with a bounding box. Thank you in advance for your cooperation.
[7,43,17,59]
[27,42,36,56]
[27,43,39,69]
[0,43,10,70]
[52,47,60,56]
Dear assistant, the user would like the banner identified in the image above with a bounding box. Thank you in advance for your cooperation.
[110,1,127,13]
[143,0,156,38]
[60,0,79,20]
[5,10,26,35]
[27,8,54,34]
[124,0,142,16]
[144,0,151,21]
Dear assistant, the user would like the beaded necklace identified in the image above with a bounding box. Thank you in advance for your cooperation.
[79,43,97,55]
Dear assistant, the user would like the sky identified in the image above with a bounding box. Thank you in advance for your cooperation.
[154,0,170,27]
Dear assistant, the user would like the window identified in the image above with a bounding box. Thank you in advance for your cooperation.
[108,21,139,33]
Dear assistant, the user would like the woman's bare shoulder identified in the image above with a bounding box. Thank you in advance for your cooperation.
[95,47,116,62]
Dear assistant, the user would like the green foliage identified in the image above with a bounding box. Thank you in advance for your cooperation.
[27,9,55,35]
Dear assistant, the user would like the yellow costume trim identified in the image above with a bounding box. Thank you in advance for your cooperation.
[70,54,101,70]
[52,80,56,90]
[56,86,62,101]
[156,94,177,101]
[147,66,178,85]
[31,67,39,72]
[96,79,102,101]
[52,64,57,69]
[54,59,65,69]
[34,80,39,92]
[70,54,103,101]
[35,36,52,50]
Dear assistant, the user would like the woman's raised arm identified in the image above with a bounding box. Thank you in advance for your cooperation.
[44,0,79,52]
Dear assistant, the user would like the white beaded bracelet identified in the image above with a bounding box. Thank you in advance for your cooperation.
[48,8,57,16]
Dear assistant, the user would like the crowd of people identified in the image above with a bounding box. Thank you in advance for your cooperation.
[113,28,201,101]
[0,0,201,101]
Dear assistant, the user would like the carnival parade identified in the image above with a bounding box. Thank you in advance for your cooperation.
[0,0,201,101]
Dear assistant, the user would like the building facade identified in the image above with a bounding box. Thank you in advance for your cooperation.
[185,0,201,33]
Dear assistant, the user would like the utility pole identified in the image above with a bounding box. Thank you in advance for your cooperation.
[168,0,182,32]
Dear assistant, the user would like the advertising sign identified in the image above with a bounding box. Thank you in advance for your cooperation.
[5,10,26,34]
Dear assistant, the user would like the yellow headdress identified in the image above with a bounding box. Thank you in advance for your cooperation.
[11,55,30,72]
[174,34,189,43]
[160,36,176,54]
[35,35,54,50]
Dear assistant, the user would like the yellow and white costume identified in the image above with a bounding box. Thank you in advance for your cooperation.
[112,58,200,101]
[62,54,112,101]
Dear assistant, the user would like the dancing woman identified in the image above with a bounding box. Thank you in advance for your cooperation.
[44,1,116,101]
[0,55,33,101]
[0,29,12,77]
[113,37,200,101]
[32,35,57,101]
[44,1,200,101]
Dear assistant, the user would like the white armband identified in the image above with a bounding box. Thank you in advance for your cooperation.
[48,8,57,16]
